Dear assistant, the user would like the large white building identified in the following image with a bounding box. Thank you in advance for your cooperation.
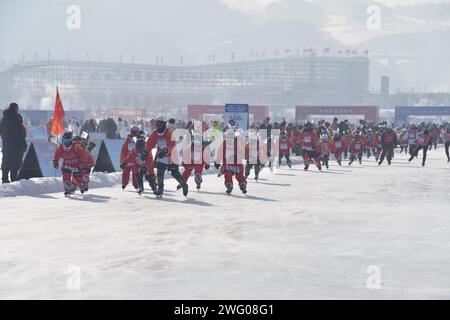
[0,55,369,115]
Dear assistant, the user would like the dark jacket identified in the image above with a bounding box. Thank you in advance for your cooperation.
[0,109,27,169]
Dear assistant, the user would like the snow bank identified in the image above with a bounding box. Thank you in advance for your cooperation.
[0,172,122,198]
[0,155,304,198]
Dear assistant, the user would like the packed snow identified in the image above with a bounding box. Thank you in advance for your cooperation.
[0,149,449,299]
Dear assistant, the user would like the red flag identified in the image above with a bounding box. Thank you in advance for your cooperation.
[51,87,65,137]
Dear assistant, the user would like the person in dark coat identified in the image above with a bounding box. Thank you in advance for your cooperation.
[0,103,27,183]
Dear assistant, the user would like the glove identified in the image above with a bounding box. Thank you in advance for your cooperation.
[214,162,220,169]
[204,163,210,170]
[83,167,92,174]
[53,160,59,169]
[120,162,127,170]
[157,148,168,158]
[87,141,96,152]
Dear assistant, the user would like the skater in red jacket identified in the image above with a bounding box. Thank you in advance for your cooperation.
[147,115,188,197]
[216,122,247,195]
[331,133,345,165]
[317,133,332,169]
[72,131,96,193]
[180,128,210,191]
[297,122,321,171]
[408,129,431,167]
[120,126,140,190]
[245,130,266,181]
[399,129,409,154]
[378,126,398,166]
[278,130,292,168]
[348,133,365,165]
[53,131,86,196]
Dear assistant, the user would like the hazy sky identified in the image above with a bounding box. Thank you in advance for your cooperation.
[223,0,450,11]
[1,0,449,91]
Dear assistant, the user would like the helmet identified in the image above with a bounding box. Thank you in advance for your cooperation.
[62,131,73,147]
[304,122,313,131]
[227,119,237,130]
[155,115,167,132]
[130,126,140,136]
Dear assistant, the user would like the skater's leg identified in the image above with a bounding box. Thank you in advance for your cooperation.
[182,166,191,182]
[224,170,233,193]
[445,142,450,161]
[122,167,131,188]
[62,168,75,193]
[379,148,387,164]
[244,163,251,178]
[131,165,139,189]
[155,163,167,195]
[254,163,261,180]
[408,145,420,161]
[422,146,428,166]
[235,166,247,194]
[170,164,188,196]
[194,165,203,189]
[136,170,144,194]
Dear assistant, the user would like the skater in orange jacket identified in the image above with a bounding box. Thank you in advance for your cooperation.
[53,131,86,196]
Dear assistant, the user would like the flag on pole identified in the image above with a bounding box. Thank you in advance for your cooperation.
[51,86,65,137]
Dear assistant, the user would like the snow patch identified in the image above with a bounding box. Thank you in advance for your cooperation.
[0,172,122,198]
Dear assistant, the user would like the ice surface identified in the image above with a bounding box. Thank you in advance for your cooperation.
[0,149,449,299]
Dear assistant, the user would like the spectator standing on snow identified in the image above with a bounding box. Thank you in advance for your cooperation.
[0,103,28,183]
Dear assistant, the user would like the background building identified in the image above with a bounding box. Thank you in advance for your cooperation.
[0,55,370,118]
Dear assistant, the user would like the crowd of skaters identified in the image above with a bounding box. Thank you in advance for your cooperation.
[2,102,449,197]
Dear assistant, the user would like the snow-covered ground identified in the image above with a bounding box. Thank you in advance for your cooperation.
[0,149,449,299]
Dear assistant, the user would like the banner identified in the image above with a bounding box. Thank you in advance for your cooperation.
[18,141,57,179]
[224,104,249,131]
[395,106,450,124]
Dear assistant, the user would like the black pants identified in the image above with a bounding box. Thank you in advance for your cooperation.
[409,145,428,165]
[379,146,394,164]
[445,142,450,160]
[408,144,416,156]
[2,168,19,183]
[245,162,262,179]
[279,152,291,165]
[156,162,185,194]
